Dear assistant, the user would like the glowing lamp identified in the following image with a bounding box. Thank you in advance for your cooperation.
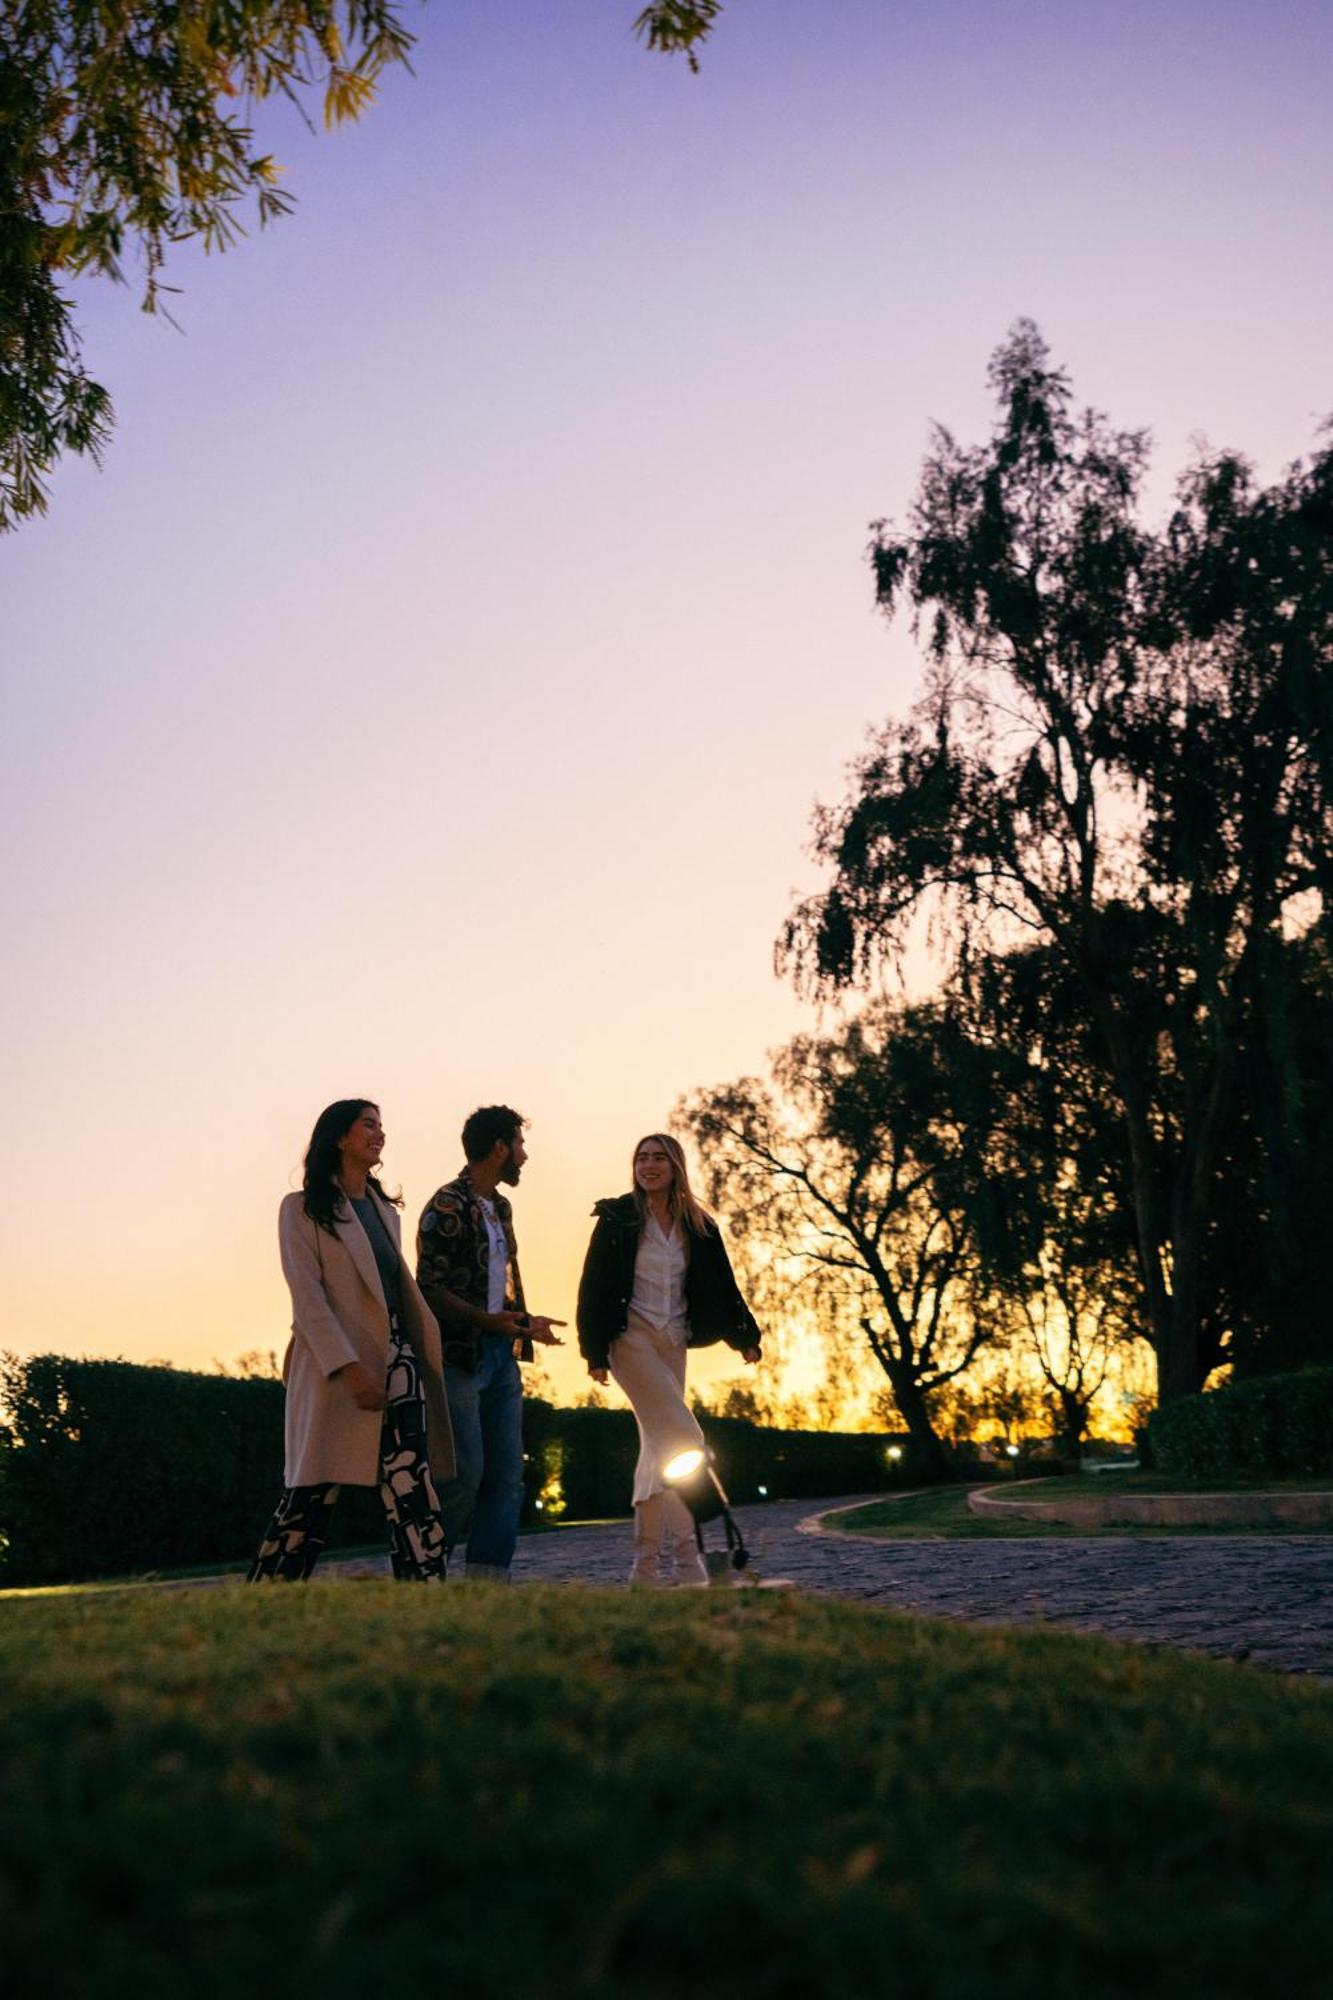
[663,1441,749,1575]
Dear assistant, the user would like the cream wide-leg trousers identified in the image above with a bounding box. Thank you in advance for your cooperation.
[608,1309,706,1505]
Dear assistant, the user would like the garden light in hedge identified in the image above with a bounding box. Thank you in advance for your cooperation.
[663,1443,750,1578]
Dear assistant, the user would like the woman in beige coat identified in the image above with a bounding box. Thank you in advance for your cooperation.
[249,1098,455,1581]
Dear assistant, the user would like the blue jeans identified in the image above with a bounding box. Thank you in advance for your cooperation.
[438,1336,525,1576]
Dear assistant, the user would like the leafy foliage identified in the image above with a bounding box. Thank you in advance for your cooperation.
[2,1,725,528]
[633,0,723,70]
[2,0,416,527]
[1145,1367,1333,1480]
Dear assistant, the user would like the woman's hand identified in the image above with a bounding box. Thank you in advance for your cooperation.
[741,1347,761,1365]
[334,1360,388,1411]
[589,1368,610,1386]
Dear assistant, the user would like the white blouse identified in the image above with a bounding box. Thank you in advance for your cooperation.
[629,1216,688,1338]
[477,1195,510,1315]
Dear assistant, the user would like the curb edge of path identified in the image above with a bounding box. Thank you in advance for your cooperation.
[796,1492,933,1538]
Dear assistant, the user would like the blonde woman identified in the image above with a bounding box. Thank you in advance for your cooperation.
[576,1134,761,1584]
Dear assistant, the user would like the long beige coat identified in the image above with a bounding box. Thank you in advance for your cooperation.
[277,1188,456,1488]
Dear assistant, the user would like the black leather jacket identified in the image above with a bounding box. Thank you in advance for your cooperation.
[575,1193,762,1372]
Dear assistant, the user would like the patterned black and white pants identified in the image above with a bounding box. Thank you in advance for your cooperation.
[248,1322,450,1582]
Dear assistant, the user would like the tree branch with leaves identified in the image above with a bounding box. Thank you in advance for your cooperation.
[1,0,727,528]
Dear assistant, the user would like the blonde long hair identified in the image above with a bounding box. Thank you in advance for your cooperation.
[631,1132,712,1239]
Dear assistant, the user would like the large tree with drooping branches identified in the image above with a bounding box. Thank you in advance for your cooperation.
[780,322,1333,1405]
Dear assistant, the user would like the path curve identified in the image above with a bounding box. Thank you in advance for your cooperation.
[325,1492,1333,1679]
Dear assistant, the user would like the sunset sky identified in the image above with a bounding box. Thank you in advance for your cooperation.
[3,0,1330,1409]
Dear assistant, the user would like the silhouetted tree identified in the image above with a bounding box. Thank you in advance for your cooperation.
[781,323,1333,1404]
[679,999,1034,1477]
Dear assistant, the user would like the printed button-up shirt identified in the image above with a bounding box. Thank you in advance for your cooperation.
[416,1167,529,1371]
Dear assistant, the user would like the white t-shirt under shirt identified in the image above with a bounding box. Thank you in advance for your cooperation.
[629,1215,689,1342]
[477,1195,510,1316]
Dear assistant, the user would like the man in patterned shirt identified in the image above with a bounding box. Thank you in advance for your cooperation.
[416,1105,564,1581]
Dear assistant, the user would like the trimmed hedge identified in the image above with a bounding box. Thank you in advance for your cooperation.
[0,1355,909,1588]
[0,1354,390,1589]
[520,1401,910,1523]
[1144,1366,1333,1480]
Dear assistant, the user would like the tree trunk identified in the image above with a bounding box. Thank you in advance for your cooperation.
[860,1315,954,1480]
[884,1366,953,1481]
[1056,1387,1087,1461]
[1088,987,1201,1405]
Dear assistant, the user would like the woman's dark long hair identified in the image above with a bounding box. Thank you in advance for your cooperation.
[302,1099,403,1236]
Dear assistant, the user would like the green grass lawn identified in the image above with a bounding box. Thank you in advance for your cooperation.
[830,1481,1333,1539]
[2,1586,1331,1998]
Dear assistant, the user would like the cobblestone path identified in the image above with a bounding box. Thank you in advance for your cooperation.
[326,1493,1333,1679]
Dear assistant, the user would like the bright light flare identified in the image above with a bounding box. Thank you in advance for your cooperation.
[664,1447,706,1482]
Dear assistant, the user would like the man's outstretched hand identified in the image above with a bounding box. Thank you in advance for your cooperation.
[492,1310,566,1346]
[526,1315,566,1346]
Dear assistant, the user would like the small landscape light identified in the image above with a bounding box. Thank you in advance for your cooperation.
[1006,1444,1020,1458]
[757,1484,768,1497]
[887,1445,903,1463]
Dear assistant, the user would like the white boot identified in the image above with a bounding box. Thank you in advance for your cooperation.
[663,1489,709,1588]
[629,1494,667,1586]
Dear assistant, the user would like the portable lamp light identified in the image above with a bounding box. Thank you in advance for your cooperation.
[663,1442,749,1572]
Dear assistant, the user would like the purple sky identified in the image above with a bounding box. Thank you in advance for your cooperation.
[2,0,1330,1403]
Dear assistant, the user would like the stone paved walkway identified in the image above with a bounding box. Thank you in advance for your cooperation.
[325,1493,1333,1679]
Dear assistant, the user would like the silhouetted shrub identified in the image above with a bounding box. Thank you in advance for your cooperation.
[519,1401,913,1523]
[0,1353,389,1586]
[1144,1367,1333,1479]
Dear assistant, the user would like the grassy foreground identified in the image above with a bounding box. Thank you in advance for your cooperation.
[2,1588,1332,1998]
[833,1483,1333,1539]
